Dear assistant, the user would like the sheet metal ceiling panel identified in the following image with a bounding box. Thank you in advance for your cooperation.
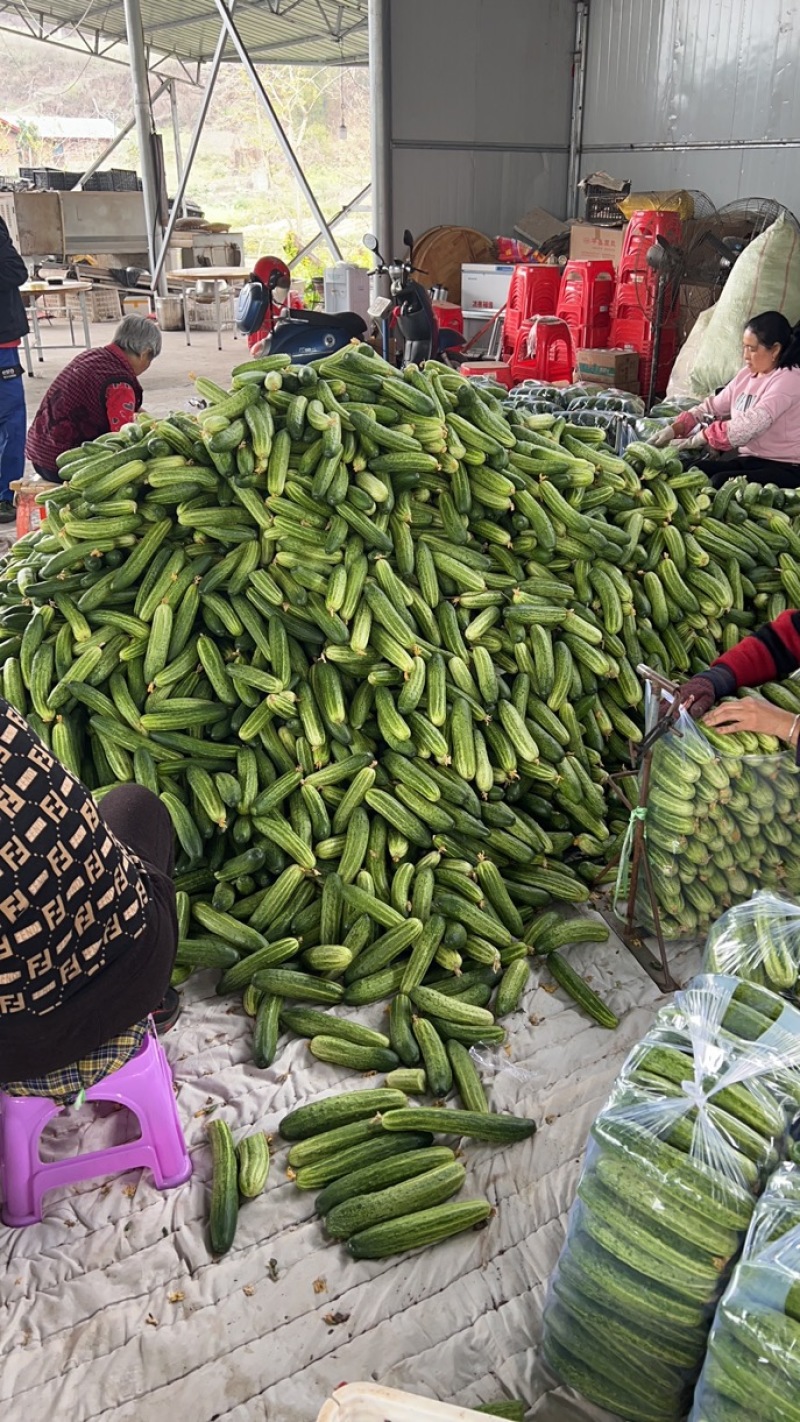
[0,0,369,66]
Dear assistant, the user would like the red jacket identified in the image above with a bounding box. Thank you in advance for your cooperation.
[712,609,800,688]
[26,343,142,477]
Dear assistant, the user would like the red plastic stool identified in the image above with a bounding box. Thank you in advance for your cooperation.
[510,317,574,385]
[502,265,561,360]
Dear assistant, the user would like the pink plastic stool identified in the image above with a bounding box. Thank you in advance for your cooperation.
[0,1029,192,1226]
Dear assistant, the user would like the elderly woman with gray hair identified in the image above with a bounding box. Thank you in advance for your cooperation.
[26,313,162,481]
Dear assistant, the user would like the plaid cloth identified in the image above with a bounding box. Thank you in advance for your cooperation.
[1,1019,150,1104]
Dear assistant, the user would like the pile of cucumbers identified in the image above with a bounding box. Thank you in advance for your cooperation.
[543,975,800,1422]
[645,717,800,940]
[690,1164,800,1422]
[271,1086,536,1261]
[5,346,800,1048]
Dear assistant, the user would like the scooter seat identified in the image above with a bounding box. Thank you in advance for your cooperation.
[278,309,366,337]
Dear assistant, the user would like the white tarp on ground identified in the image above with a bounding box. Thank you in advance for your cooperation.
[0,921,701,1422]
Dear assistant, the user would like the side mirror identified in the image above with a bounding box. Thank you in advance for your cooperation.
[403,228,414,250]
[363,233,379,253]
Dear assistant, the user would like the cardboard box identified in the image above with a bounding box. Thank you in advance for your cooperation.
[461,263,514,313]
[576,348,640,390]
[569,223,626,267]
[513,206,568,249]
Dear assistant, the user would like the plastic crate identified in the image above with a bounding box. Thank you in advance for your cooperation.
[187,295,237,331]
[84,171,114,192]
[32,168,73,191]
[584,179,630,227]
[111,169,142,192]
[316,1383,494,1422]
[66,287,122,322]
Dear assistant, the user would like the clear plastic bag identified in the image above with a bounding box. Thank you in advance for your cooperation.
[635,696,800,940]
[703,890,800,997]
[689,1163,800,1421]
[542,974,800,1422]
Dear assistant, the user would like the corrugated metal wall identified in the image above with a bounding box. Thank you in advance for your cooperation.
[388,0,575,242]
[582,0,800,211]
[383,0,800,241]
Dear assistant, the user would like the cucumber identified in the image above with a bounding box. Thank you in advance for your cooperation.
[347,1198,492,1259]
[279,1087,409,1141]
[236,1132,270,1198]
[325,1160,467,1239]
[208,1119,239,1254]
[279,1007,391,1050]
[293,1131,434,1189]
[308,1035,399,1073]
[380,1106,536,1143]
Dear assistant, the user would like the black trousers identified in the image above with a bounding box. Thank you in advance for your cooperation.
[0,785,178,1078]
[689,452,800,489]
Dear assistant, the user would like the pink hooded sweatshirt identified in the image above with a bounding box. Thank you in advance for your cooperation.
[674,364,800,460]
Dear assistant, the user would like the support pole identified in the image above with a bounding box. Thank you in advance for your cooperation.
[211,0,342,262]
[169,80,189,218]
[289,183,372,267]
[72,77,170,190]
[151,19,229,290]
[122,0,168,295]
[368,0,392,260]
[566,0,589,220]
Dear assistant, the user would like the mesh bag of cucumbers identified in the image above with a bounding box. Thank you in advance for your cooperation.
[541,973,800,1422]
[689,1163,800,1422]
[632,693,800,941]
[703,890,800,1000]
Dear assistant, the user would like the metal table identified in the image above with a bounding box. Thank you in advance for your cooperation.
[21,280,93,362]
[168,267,250,351]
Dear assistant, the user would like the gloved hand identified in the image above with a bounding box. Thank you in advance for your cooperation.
[648,424,676,448]
[674,429,708,452]
[669,674,719,720]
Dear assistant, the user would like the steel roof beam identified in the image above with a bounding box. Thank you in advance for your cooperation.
[212,0,342,260]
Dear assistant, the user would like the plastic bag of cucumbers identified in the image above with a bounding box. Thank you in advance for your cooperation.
[541,974,800,1422]
[635,694,800,940]
[689,1164,800,1422]
[703,890,800,998]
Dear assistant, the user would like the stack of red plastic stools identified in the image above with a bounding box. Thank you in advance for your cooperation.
[501,265,562,362]
[610,210,683,396]
[510,316,574,385]
[556,260,616,351]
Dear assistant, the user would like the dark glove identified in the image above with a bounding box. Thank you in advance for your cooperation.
[670,665,737,720]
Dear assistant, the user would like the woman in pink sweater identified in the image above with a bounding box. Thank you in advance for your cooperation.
[651,311,800,487]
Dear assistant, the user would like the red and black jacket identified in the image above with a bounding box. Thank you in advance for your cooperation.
[706,610,800,699]
[25,343,142,477]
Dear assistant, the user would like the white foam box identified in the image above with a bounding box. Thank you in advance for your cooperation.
[316,1382,494,1422]
[461,263,514,313]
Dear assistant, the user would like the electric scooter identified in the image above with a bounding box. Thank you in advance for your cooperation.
[364,230,464,367]
[236,265,367,364]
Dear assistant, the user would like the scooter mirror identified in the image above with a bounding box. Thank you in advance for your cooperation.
[403,229,414,251]
[363,233,379,253]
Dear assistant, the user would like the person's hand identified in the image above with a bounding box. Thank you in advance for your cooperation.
[250,338,267,357]
[666,675,719,721]
[674,429,707,452]
[704,696,799,742]
[648,424,676,448]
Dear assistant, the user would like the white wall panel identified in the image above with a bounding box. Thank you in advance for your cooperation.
[386,0,575,239]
